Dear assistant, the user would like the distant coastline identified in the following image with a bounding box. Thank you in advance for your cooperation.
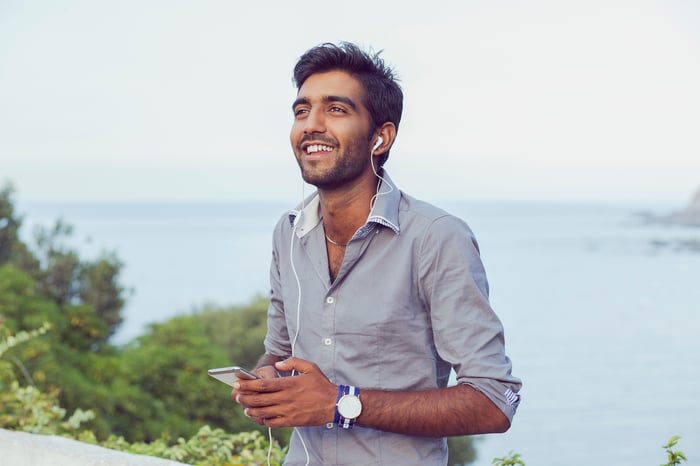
[636,187,700,252]
[638,188,700,227]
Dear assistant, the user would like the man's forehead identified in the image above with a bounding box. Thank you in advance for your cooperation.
[296,70,365,101]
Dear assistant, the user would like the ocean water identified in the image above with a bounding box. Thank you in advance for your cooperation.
[16,200,700,465]
[18,202,284,342]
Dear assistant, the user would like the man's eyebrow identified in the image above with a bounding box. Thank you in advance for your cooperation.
[291,95,358,111]
[324,95,358,110]
[292,97,309,110]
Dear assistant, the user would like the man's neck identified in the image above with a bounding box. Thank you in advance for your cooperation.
[318,175,378,244]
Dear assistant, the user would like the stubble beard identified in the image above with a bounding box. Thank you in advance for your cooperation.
[296,140,371,190]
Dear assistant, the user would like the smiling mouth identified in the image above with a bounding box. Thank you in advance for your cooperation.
[305,144,334,154]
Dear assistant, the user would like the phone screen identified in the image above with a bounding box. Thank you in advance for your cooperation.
[207,366,259,387]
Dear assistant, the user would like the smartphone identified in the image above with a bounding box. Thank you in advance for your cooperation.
[207,366,259,387]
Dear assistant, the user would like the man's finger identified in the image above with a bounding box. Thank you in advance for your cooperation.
[274,356,317,374]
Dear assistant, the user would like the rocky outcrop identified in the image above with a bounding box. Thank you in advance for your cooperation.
[657,188,700,227]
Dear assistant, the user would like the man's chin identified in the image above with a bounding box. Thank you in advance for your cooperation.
[300,168,331,188]
[300,174,343,191]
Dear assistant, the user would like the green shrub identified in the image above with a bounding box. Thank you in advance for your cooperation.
[0,320,286,465]
[97,426,286,466]
[661,435,687,466]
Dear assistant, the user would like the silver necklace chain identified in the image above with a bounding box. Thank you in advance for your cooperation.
[325,234,348,247]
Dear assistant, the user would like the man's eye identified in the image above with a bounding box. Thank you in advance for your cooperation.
[294,108,309,117]
[329,106,346,113]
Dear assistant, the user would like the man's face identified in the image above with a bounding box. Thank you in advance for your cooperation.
[290,70,374,190]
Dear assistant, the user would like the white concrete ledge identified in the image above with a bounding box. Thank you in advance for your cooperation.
[0,428,190,466]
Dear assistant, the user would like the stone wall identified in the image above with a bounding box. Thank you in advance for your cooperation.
[0,429,189,466]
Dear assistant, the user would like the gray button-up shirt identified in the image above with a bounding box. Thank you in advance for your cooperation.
[264,173,521,465]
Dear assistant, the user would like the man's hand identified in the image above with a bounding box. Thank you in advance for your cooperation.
[233,357,337,428]
[229,364,278,406]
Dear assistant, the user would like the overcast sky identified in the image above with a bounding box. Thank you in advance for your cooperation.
[2,0,699,205]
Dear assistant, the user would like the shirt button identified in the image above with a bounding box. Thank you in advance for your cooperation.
[326,296,334,304]
[323,338,333,346]
[326,423,334,429]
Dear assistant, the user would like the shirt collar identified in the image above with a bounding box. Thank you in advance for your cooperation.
[288,171,401,239]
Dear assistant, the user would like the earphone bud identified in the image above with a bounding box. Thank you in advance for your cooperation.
[373,136,383,151]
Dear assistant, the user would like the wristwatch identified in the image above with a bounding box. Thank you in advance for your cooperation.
[336,384,362,429]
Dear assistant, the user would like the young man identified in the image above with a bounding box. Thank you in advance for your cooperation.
[233,42,521,465]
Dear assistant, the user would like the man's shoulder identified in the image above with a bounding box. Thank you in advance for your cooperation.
[272,209,294,228]
[399,192,457,223]
[398,192,476,238]
[268,207,298,243]
[272,194,318,232]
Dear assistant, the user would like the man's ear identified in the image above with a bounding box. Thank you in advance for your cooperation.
[372,123,396,155]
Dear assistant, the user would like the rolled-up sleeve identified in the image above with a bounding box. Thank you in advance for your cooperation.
[419,215,522,422]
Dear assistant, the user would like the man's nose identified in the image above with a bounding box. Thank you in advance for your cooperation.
[303,108,326,134]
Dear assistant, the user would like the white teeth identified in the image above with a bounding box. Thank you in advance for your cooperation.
[306,144,333,154]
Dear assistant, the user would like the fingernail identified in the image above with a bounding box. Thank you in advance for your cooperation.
[244,408,250,417]
[235,394,241,404]
[233,382,240,390]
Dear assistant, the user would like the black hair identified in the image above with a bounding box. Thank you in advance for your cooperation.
[292,42,403,166]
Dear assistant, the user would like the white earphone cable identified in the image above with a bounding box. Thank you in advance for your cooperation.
[369,147,393,210]
[288,185,311,466]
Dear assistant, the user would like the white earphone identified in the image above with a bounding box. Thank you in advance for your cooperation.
[373,136,383,151]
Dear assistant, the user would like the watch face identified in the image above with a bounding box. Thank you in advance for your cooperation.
[338,395,362,419]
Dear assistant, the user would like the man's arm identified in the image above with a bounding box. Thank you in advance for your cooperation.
[358,383,509,436]
[236,357,510,437]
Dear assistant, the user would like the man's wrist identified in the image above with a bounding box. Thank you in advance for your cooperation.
[333,385,343,425]
[336,384,362,429]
